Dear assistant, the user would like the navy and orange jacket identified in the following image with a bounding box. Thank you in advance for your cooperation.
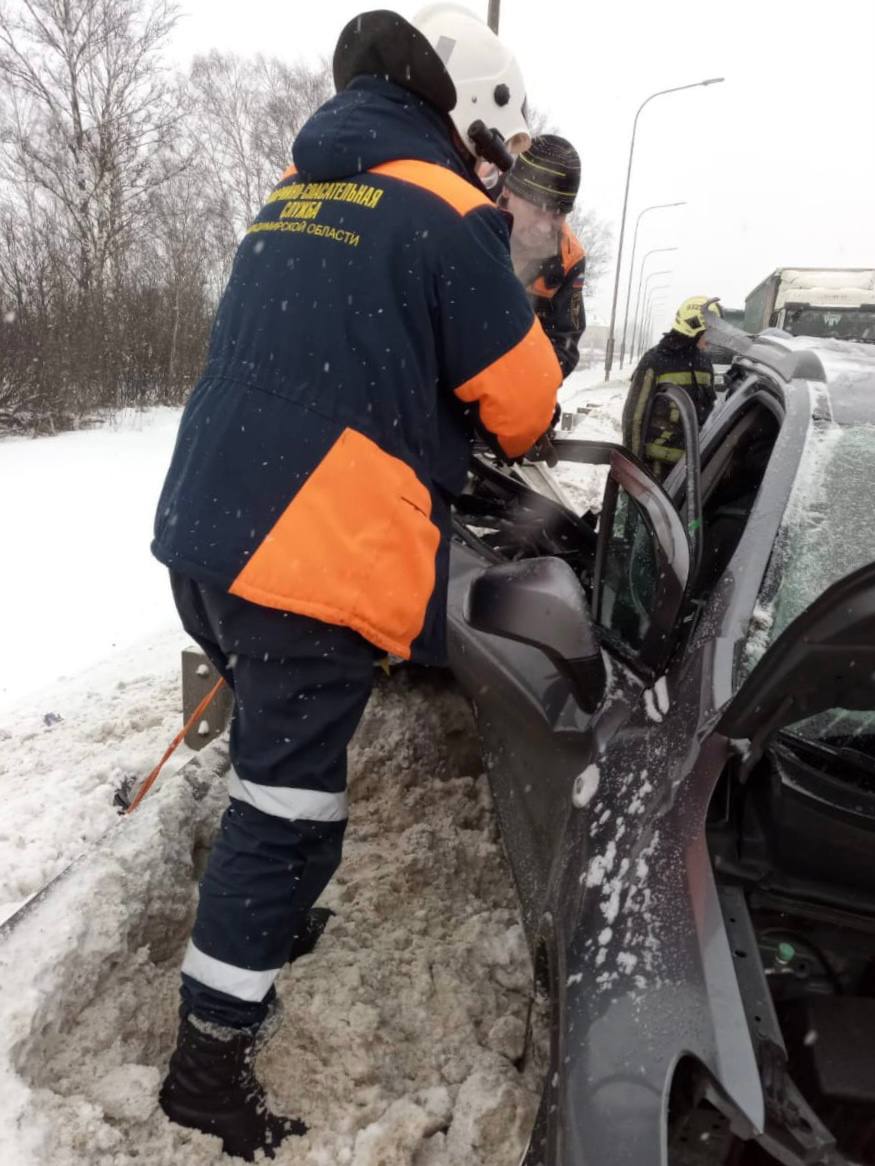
[523,224,587,378]
[152,78,562,664]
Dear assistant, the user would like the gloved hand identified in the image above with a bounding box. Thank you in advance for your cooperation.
[524,432,559,467]
[524,403,561,467]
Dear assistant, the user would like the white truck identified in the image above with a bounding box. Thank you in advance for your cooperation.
[744,267,875,343]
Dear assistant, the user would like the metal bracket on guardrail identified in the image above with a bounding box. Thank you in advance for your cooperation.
[181,646,233,750]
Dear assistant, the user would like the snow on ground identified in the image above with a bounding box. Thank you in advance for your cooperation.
[0,377,627,1165]
[0,408,188,925]
[0,672,549,1166]
[0,629,189,924]
[553,366,628,515]
[0,407,182,707]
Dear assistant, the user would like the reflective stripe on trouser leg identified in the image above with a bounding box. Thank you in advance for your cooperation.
[182,941,282,1002]
[169,582,378,1030]
[181,806,350,1027]
[227,771,349,821]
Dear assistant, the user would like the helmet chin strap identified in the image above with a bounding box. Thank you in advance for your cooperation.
[467,120,514,172]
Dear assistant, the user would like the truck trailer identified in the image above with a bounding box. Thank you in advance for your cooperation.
[744,267,875,343]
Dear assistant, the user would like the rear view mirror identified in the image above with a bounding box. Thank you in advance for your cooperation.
[719,561,875,754]
[465,557,607,713]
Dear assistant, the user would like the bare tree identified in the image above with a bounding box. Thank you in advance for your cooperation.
[187,51,332,271]
[570,206,613,301]
[0,0,184,298]
[141,165,214,394]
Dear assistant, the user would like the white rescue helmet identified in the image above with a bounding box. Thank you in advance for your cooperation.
[412,3,530,162]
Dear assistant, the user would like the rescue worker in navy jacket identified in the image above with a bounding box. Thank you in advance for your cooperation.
[497,134,587,377]
[623,296,722,481]
[152,6,562,1158]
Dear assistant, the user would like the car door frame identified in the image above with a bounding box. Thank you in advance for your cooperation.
[549,440,692,680]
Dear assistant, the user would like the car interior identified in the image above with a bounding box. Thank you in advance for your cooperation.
[681,394,783,601]
[454,374,785,652]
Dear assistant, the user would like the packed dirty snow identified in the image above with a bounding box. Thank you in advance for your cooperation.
[0,671,548,1165]
[0,632,186,925]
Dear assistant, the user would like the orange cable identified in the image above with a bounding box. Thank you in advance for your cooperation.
[125,677,226,815]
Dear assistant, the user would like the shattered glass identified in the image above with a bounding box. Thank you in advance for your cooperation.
[760,423,875,742]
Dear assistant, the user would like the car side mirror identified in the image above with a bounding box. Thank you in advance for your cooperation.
[719,560,875,758]
[464,556,607,713]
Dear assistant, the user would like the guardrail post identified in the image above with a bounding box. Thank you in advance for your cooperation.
[181,646,233,750]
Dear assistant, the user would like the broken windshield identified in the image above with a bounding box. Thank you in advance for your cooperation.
[784,307,875,344]
[757,423,875,745]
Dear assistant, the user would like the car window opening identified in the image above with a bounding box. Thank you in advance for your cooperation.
[694,399,782,599]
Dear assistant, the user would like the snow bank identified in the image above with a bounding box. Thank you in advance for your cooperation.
[0,671,546,1165]
[0,632,187,924]
[0,408,181,708]
[0,739,227,1164]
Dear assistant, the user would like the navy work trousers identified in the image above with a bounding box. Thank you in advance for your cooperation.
[170,572,378,1029]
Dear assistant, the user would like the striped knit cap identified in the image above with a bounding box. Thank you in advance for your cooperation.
[504,134,581,214]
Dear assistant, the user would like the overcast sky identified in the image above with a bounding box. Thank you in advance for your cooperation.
[170,0,875,334]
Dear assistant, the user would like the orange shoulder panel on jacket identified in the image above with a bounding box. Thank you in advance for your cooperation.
[369,160,491,216]
[529,272,556,300]
[561,223,586,270]
[229,428,440,659]
[530,225,587,299]
[454,318,562,459]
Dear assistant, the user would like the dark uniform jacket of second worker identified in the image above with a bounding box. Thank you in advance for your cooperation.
[622,331,715,478]
[152,77,562,666]
[520,223,587,377]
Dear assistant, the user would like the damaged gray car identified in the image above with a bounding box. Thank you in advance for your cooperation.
[449,333,875,1165]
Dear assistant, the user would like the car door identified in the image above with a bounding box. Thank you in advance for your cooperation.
[447,442,691,936]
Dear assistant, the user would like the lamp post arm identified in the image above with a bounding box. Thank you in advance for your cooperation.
[631,256,675,363]
[603,103,643,381]
[641,289,670,359]
[604,78,724,382]
[645,304,668,357]
[634,273,672,360]
[620,208,647,371]
[619,203,684,367]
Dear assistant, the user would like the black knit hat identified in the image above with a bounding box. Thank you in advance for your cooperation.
[504,134,581,214]
[333,11,456,114]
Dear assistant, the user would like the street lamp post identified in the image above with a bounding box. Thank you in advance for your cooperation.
[641,287,670,357]
[635,278,672,362]
[603,77,724,382]
[629,247,677,362]
[619,202,685,367]
[634,270,676,361]
[487,0,500,32]
[642,296,669,359]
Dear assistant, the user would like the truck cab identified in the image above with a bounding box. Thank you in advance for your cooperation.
[745,267,875,343]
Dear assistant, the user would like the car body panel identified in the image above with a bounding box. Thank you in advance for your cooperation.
[446,340,865,1162]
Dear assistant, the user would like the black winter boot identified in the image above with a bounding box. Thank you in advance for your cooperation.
[159,1016,306,1160]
